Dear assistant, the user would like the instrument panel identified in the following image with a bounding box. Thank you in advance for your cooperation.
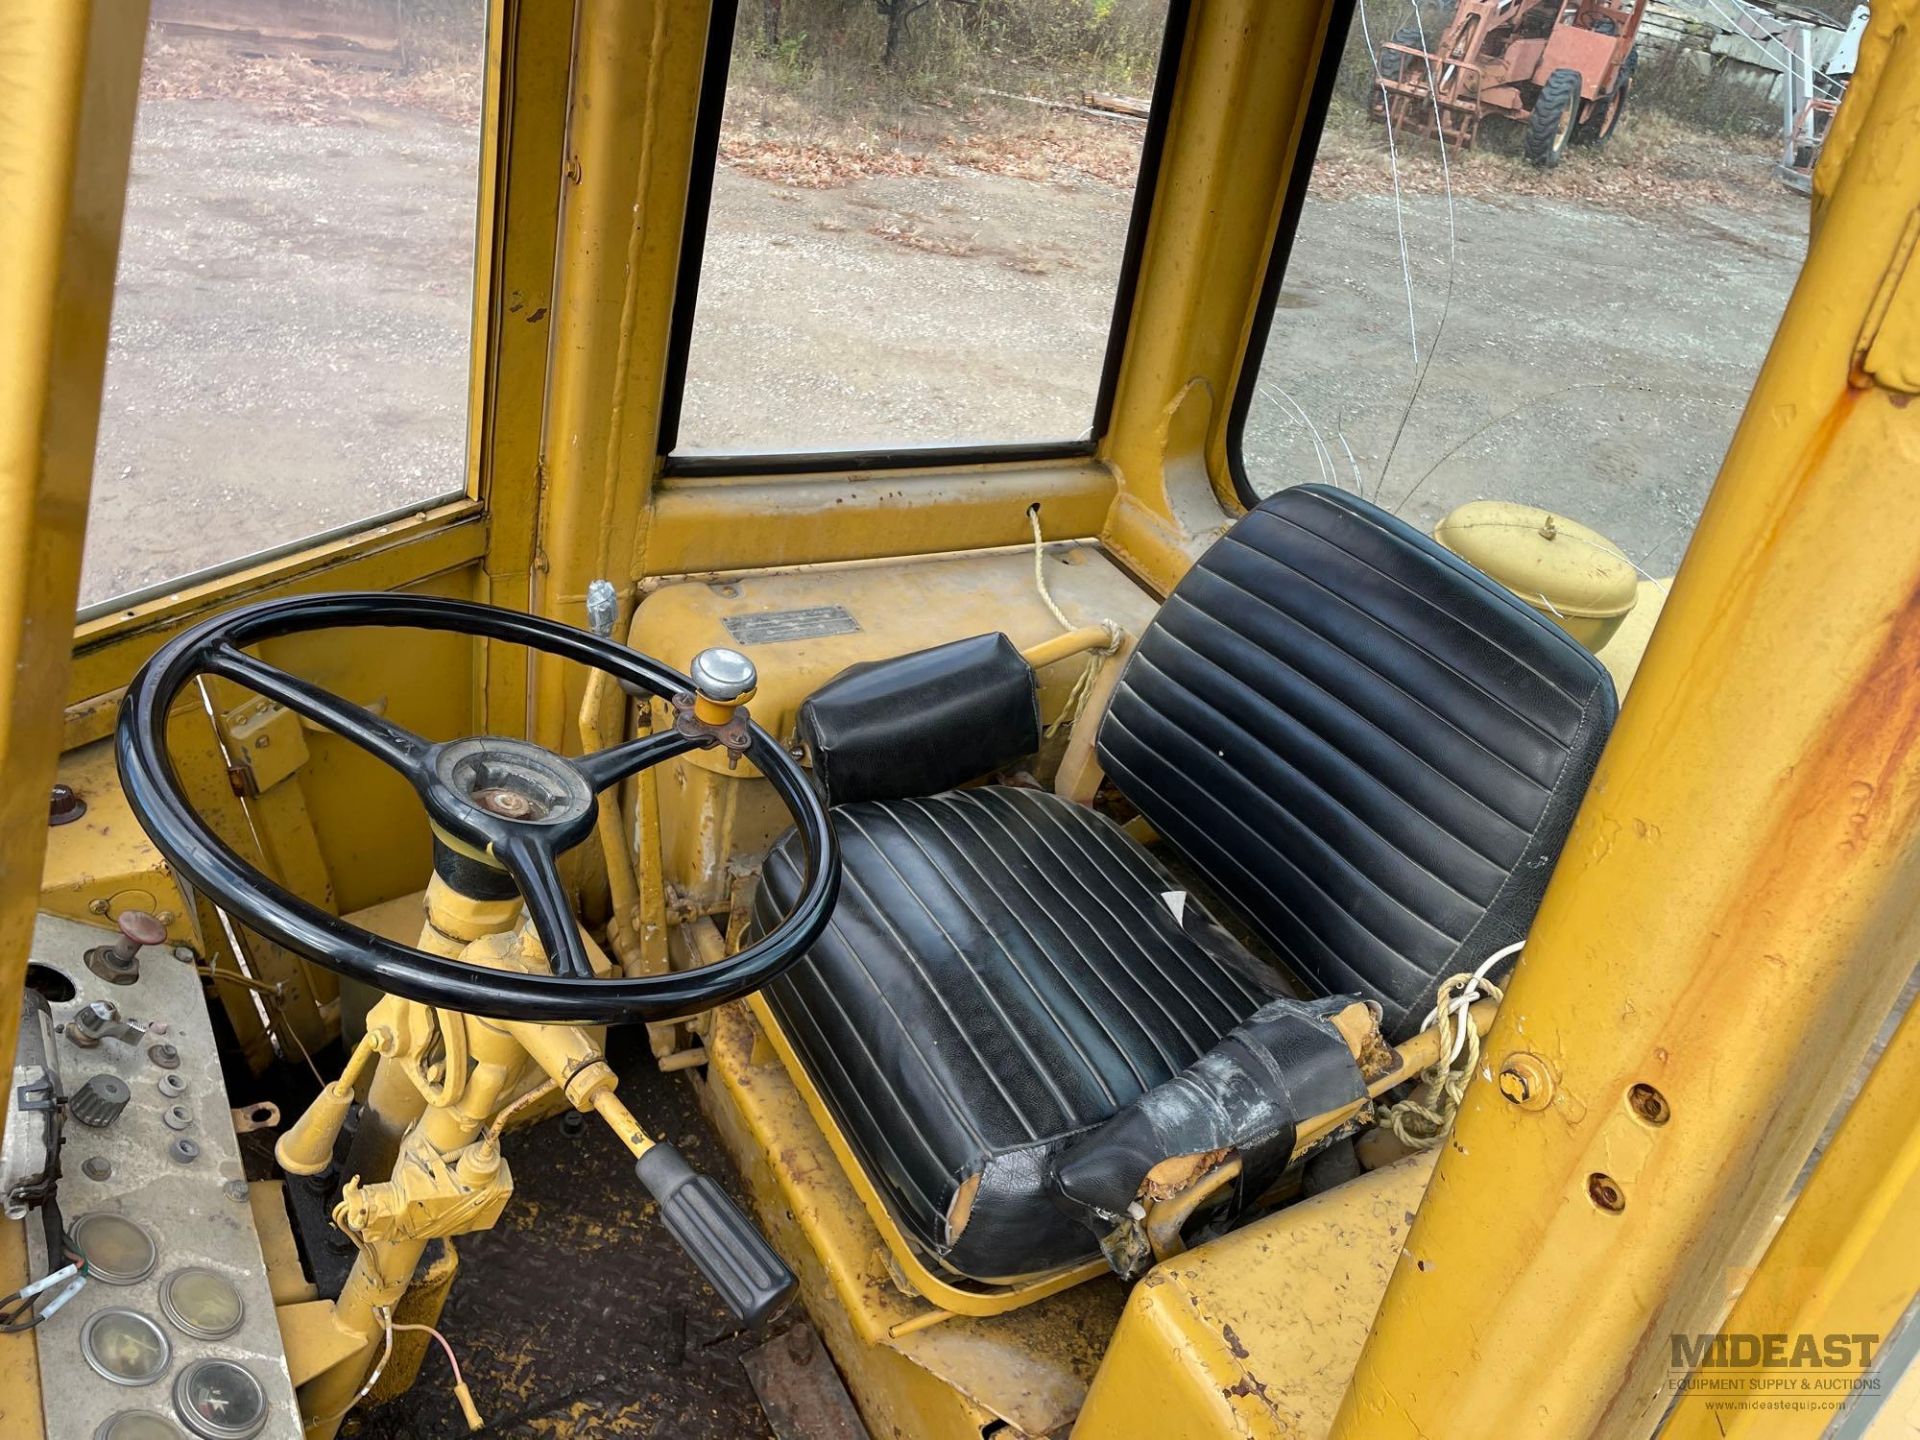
[9,913,298,1440]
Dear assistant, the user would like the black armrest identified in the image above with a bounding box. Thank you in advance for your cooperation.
[1050,995,1368,1276]
[796,633,1040,807]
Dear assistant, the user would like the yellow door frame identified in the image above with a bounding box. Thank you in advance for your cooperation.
[1335,7,1920,1432]
[59,0,571,723]
[0,0,148,1142]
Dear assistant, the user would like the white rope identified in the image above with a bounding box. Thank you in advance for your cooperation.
[1379,940,1523,1147]
[1028,504,1121,738]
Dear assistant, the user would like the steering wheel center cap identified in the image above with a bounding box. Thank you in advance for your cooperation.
[432,737,593,829]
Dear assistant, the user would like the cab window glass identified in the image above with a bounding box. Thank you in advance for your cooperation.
[1241,0,1818,585]
[673,0,1175,457]
[82,1,488,612]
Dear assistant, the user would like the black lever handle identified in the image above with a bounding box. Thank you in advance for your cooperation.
[635,1143,796,1328]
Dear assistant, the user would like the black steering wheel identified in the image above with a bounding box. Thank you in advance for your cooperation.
[115,592,839,1025]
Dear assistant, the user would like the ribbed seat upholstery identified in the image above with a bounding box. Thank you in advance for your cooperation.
[756,484,1617,1280]
[757,786,1278,1279]
[1098,484,1617,1039]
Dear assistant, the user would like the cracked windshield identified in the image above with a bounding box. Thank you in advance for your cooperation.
[1243,0,1842,598]
[82,1,486,612]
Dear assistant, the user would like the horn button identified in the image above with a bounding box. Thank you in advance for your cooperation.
[433,738,594,829]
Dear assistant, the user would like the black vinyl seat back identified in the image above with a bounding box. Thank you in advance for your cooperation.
[1096,484,1618,1039]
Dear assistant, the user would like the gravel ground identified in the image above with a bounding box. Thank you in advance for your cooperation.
[1246,187,1808,576]
[80,95,1808,607]
[83,98,479,608]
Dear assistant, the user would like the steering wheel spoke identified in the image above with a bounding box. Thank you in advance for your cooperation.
[494,831,599,981]
[574,729,702,793]
[207,643,430,779]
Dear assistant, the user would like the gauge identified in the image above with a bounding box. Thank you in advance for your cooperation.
[95,1412,186,1440]
[158,1268,244,1341]
[80,1308,171,1386]
[71,1213,160,1286]
[172,1358,268,1440]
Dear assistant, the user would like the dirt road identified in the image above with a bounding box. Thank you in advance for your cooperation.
[81,96,1807,607]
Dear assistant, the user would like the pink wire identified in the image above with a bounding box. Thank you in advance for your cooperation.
[390,1321,465,1388]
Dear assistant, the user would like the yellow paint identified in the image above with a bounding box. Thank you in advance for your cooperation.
[1432,501,1641,649]
[640,461,1116,576]
[68,501,484,705]
[529,0,715,753]
[473,1,571,740]
[0,0,147,1155]
[1103,0,1346,594]
[0,1219,45,1440]
[39,737,192,936]
[250,1181,320,1306]
[699,1002,1129,1438]
[1337,10,1920,1434]
[1661,994,1920,1438]
[627,542,1157,769]
[1077,1155,1438,1439]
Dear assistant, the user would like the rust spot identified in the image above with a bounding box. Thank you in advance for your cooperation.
[1224,1372,1275,1407]
[1221,1322,1251,1359]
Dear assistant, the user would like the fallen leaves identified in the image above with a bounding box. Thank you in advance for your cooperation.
[139,39,482,128]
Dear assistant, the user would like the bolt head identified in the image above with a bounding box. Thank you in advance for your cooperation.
[1497,1052,1555,1111]
[689,647,757,703]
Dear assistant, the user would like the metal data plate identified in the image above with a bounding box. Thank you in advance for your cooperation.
[722,605,862,646]
[25,912,300,1440]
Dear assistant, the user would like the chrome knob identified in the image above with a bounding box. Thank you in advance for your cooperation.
[689,647,757,703]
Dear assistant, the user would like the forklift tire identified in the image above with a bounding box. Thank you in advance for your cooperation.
[1525,68,1585,168]
[1574,75,1631,146]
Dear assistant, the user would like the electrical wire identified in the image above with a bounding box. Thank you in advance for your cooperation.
[307,1305,395,1427]
[197,961,325,1088]
[388,1317,483,1430]
[390,1320,466,1388]
[0,1203,88,1333]
[1418,939,1524,1065]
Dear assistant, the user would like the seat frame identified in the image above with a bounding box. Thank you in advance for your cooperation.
[743,990,1110,1320]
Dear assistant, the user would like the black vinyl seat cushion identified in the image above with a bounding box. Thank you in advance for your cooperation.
[1097,484,1618,1039]
[755,785,1282,1281]
[754,483,1617,1281]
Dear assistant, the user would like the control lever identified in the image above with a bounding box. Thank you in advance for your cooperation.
[587,1089,794,1328]
[633,1144,796,1329]
[66,999,150,1050]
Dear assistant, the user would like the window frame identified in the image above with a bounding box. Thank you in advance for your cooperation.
[1223,0,1358,511]
[67,0,567,706]
[653,0,1194,477]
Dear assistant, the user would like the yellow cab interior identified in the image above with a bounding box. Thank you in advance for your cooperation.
[4,0,1920,1438]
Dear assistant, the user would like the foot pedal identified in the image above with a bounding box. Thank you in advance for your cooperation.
[635,1143,797,1328]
